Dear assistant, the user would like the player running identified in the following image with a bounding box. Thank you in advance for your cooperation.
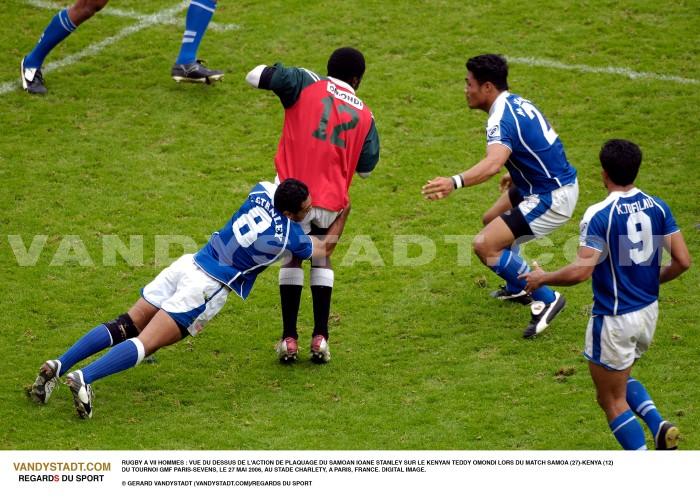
[246,47,380,363]
[422,54,578,338]
[29,179,347,419]
[521,139,691,449]
[21,0,223,94]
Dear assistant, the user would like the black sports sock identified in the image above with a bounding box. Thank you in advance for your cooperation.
[311,285,332,339]
[280,285,302,339]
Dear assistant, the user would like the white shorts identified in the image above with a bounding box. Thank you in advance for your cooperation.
[141,254,230,337]
[517,180,579,238]
[299,207,341,235]
[583,300,659,370]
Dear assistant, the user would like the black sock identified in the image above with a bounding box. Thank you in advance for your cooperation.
[280,285,302,339]
[311,285,332,339]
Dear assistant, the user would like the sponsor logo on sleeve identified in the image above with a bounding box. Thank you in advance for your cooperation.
[487,125,500,140]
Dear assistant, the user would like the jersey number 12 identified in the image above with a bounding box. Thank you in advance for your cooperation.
[312,96,359,148]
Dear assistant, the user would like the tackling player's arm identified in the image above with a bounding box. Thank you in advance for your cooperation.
[309,203,351,259]
[519,246,602,293]
[660,231,691,283]
[421,143,511,200]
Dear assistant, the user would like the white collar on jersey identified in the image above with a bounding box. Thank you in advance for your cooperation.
[605,187,641,200]
[327,76,356,94]
[489,91,510,116]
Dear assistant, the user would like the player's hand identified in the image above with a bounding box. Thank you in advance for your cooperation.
[499,173,512,193]
[519,261,546,293]
[421,177,454,200]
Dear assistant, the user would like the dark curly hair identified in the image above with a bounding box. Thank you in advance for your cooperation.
[274,178,309,214]
[599,139,642,186]
[466,54,509,91]
[327,47,365,84]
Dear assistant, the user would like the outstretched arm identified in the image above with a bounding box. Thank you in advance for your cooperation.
[245,64,274,89]
[520,246,602,293]
[660,231,691,283]
[421,144,511,200]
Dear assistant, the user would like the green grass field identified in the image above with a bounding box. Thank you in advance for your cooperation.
[0,0,698,450]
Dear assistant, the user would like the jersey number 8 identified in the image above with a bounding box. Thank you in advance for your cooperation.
[233,207,272,248]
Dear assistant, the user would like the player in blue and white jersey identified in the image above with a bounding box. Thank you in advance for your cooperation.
[522,139,691,449]
[28,179,346,419]
[422,54,578,338]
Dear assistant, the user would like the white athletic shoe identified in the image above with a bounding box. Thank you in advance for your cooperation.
[30,359,61,404]
[65,371,94,419]
[310,335,331,364]
[276,337,298,363]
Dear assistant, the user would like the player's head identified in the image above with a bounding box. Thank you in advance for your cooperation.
[465,54,509,111]
[599,139,642,187]
[327,47,365,90]
[275,178,312,221]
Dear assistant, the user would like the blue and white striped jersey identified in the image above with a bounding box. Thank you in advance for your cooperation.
[194,182,313,299]
[579,188,679,316]
[486,92,576,195]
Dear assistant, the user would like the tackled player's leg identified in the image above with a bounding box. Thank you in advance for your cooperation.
[65,308,182,419]
[29,298,156,404]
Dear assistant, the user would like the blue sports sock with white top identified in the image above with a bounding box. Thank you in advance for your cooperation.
[609,409,647,450]
[626,377,664,438]
[81,338,145,384]
[57,324,112,376]
[175,0,216,64]
[24,9,76,69]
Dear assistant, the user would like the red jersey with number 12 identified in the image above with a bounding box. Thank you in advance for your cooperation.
[275,77,374,212]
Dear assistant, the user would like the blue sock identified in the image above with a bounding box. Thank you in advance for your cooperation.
[491,249,556,304]
[504,246,521,293]
[609,410,647,450]
[627,377,664,438]
[24,9,76,69]
[81,338,144,384]
[176,0,216,64]
[58,324,111,376]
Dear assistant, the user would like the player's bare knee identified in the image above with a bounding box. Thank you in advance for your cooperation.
[74,0,107,19]
[282,258,303,269]
[472,235,494,262]
[311,255,332,269]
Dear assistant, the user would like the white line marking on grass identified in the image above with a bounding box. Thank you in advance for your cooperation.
[506,55,698,85]
[25,0,240,31]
